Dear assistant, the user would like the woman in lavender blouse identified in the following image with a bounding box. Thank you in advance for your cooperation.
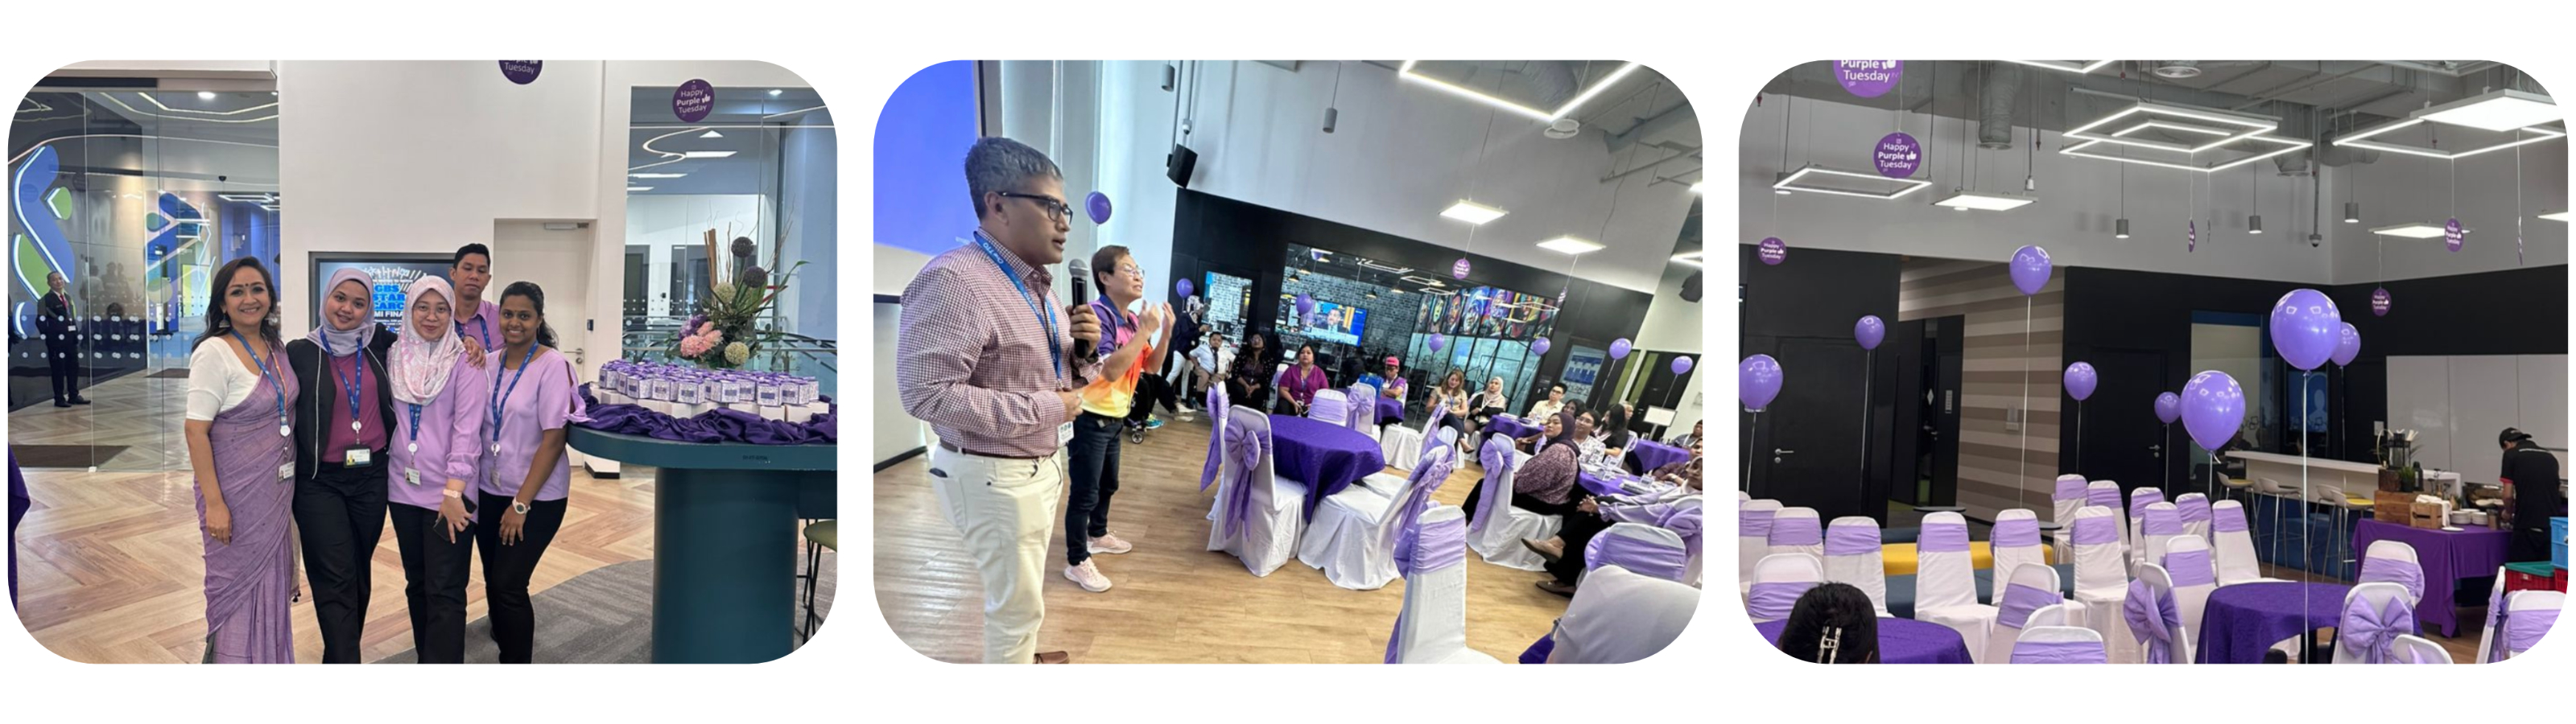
[1271,343,1330,416]
[475,282,585,664]
[385,276,491,664]
[182,257,302,663]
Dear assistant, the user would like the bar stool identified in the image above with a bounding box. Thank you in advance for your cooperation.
[2314,484,2374,579]
[799,520,836,643]
[2252,477,2304,570]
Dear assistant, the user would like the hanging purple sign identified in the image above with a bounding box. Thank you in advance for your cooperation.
[2189,220,2198,253]
[1758,237,1787,265]
[2445,218,2463,252]
[1874,133,1921,179]
[2371,287,2392,316]
[1835,60,1902,99]
[673,79,715,123]
[1451,258,1472,279]
[499,60,542,85]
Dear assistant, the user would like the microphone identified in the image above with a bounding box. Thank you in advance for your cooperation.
[1067,257,1093,360]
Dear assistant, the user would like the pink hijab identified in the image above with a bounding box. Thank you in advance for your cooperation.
[390,276,466,404]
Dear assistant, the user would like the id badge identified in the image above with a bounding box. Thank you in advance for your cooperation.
[278,462,295,481]
[404,468,422,487]
[344,446,374,467]
[1058,422,1075,447]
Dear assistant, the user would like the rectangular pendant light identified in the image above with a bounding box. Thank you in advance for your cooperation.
[1932,190,2037,211]
[1537,236,1605,255]
[1440,200,1508,224]
[2333,117,2566,160]
[2415,89,2560,133]
[2065,102,2280,154]
[683,150,736,158]
[2061,134,2311,173]
[2002,60,2116,75]
[2370,222,2450,239]
[1397,60,1640,122]
[628,172,688,179]
[1772,163,1934,200]
[1669,250,1703,267]
[2539,211,2570,222]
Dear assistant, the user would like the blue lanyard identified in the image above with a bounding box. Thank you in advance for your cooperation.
[457,314,491,349]
[970,231,1063,381]
[489,344,539,446]
[406,402,426,445]
[318,331,365,428]
[227,329,287,426]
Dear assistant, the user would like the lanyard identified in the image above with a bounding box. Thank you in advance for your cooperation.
[458,312,491,349]
[970,231,1063,382]
[489,344,539,446]
[228,328,287,426]
[318,331,365,430]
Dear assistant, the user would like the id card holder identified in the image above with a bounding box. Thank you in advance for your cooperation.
[278,462,295,481]
[404,467,422,487]
[344,446,374,467]
[1058,422,1075,447]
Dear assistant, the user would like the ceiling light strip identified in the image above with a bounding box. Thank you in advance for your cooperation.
[1773,164,1933,200]
[1396,60,1641,122]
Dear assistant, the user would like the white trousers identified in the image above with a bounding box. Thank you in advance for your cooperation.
[930,446,1065,664]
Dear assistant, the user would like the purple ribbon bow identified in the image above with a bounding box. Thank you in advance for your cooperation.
[1472,435,1515,535]
[1214,416,1271,538]
[1199,385,1231,492]
[2340,594,2415,664]
[1380,447,1459,555]
[2123,578,2182,664]
[1419,405,1451,461]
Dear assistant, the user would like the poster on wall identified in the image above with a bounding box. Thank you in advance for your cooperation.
[1563,346,1607,405]
[311,256,453,335]
[1414,286,1558,339]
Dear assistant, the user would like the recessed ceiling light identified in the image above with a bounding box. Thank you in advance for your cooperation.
[2415,89,2560,133]
[1772,163,1934,200]
[1670,251,1703,267]
[1537,236,1605,255]
[769,89,784,97]
[1396,60,1639,122]
[628,173,688,179]
[1440,200,1507,224]
[2537,211,2569,222]
[196,91,216,101]
[1932,190,2037,211]
[2333,117,2565,160]
[683,150,737,158]
[2369,222,2450,239]
[626,186,654,191]
[2003,60,2116,74]
[700,130,724,139]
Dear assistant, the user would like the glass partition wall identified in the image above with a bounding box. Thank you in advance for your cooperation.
[9,84,279,471]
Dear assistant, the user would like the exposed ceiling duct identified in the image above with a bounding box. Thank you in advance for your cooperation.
[2269,104,2383,175]
[1979,62,2022,149]
[1527,61,1580,110]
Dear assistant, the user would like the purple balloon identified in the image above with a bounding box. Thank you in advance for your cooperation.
[1671,356,1695,375]
[1855,315,1886,351]
[1175,278,1194,298]
[1295,294,1315,315]
[2009,245,2051,296]
[2063,362,2098,402]
[1608,338,1632,360]
[2268,288,2342,372]
[2333,322,2361,368]
[1426,333,1444,352]
[1531,337,1550,356]
[1087,191,1113,224]
[2372,287,2391,317]
[2181,370,2246,451]
[1740,355,1785,412]
[1758,237,1786,265]
[2154,392,2182,426]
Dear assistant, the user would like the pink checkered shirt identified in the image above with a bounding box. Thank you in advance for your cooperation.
[895,233,1077,459]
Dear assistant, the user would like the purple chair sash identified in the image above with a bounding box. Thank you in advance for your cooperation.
[2070,516,2118,546]
[2357,555,2426,604]
[2178,496,2212,525]
[1769,515,1823,548]
[1745,580,1814,621]
[1992,518,2041,549]
[1214,415,1271,537]
[1346,385,1374,431]
[1419,405,1450,461]
[2504,608,2559,656]
[1380,447,1459,555]
[1918,521,1971,553]
[1824,524,1880,557]
[1386,512,1469,664]
[1740,508,1776,539]
[2141,508,2183,537]
[1199,386,1231,491]
[1586,530,1690,582]
[2131,489,2165,509]
[2010,640,2107,664]
[1996,582,2059,630]
[2123,579,2182,664]
[2340,594,2414,664]
[2212,507,2250,533]
[1666,504,1703,567]
[1473,435,1514,535]
[2086,486,2123,511]
[2054,475,2087,501]
[2163,549,2216,588]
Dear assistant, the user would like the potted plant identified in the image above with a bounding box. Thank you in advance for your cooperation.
[672,225,804,371]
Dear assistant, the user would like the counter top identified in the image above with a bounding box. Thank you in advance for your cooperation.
[2226,450,2381,474]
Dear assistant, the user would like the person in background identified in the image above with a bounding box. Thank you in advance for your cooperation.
[475,282,584,664]
[1064,245,1170,593]
[1526,383,1567,423]
[1647,438,1704,485]
[183,257,302,663]
[894,137,1100,664]
[1227,331,1274,410]
[2497,427,2566,563]
[1428,368,1471,442]
[1468,376,1511,438]
[1666,419,1703,448]
[1273,343,1330,417]
[1323,307,1346,336]
[1188,331,1233,406]
[1775,583,1880,664]
[39,271,90,407]
[1598,404,1634,472]
[1463,410,1584,533]
[384,276,490,664]
[1525,442,1705,595]
[447,244,498,358]
[1167,295,1203,418]
[284,268,397,664]
[1542,565,1700,664]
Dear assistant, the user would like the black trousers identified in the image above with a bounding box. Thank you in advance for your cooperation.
[292,460,388,664]
[389,502,473,663]
[1461,485,1582,528]
[1064,412,1124,566]
[1546,508,1613,586]
[1126,373,1176,425]
[474,492,568,664]
[46,344,79,400]
[2509,524,2553,565]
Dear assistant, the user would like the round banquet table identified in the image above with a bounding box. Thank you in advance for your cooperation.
[1375,397,1406,426]
[1626,439,1690,474]
[2196,581,2372,664]
[1578,468,1649,497]
[1486,414,1543,440]
[1756,617,1974,664]
[1268,415,1389,518]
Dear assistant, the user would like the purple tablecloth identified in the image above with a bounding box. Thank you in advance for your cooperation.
[1269,415,1389,518]
[576,385,836,445]
[1757,617,1973,664]
[1487,415,1542,440]
[1579,469,1645,497]
[1627,440,1690,474]
[1376,397,1405,426]
[1520,635,1554,664]
[2350,519,2511,637]
[2197,582,2364,664]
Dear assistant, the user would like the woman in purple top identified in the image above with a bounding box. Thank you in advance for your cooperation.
[385,275,490,664]
[183,257,302,663]
[1271,343,1330,416]
[1462,410,1584,533]
[476,282,584,664]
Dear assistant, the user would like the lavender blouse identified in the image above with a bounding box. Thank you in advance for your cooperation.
[387,356,491,519]
[479,348,582,502]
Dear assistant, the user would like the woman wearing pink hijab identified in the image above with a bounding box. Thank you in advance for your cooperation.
[384,275,490,663]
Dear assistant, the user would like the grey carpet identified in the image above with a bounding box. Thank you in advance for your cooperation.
[372,551,835,664]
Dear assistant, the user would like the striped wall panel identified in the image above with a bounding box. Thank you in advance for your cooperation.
[1901,259,2063,521]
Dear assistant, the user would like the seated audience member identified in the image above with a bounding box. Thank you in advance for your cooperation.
[1463,410,1583,528]
[1525,383,1567,423]
[1667,419,1703,448]
[1468,376,1511,434]
[1776,583,1879,664]
[1544,565,1701,664]
[1599,403,1634,471]
[1524,446,1704,595]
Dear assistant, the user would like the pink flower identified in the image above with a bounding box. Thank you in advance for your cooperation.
[679,335,712,358]
[698,322,718,336]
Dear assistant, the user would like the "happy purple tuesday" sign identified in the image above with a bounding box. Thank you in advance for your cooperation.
[1875,133,1920,178]
[1837,60,1902,98]
[673,79,715,123]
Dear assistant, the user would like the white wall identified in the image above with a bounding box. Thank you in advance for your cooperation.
[2387,355,2570,485]
[876,244,933,297]
[1633,262,1705,434]
[873,302,929,465]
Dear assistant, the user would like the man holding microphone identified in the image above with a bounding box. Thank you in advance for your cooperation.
[897,138,1099,664]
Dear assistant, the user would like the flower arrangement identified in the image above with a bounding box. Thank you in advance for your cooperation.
[669,226,804,370]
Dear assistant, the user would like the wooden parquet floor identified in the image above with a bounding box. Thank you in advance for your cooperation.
[873,413,1580,664]
[9,372,195,470]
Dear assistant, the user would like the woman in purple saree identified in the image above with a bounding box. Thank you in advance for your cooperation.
[182,257,302,663]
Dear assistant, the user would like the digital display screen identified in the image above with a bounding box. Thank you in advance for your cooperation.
[1302,300,1366,346]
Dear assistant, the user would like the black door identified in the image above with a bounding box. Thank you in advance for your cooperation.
[1635,349,1697,420]
[2079,348,2170,498]
[1748,335,1872,521]
[1888,319,1927,508]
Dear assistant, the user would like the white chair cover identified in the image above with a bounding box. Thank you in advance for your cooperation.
[1363,426,1452,496]
[1583,523,1691,584]
[2010,625,2108,664]
[2208,500,2279,586]
[1204,408,1309,576]
[2136,502,2186,575]
[1736,499,1784,596]
[2475,566,2508,664]
[2391,635,2454,664]
[1308,389,1350,428]
[2174,492,2213,542]
[2051,475,2088,554]
[1822,516,1890,616]
[1195,385,1233,494]
[1768,508,1824,564]
[1381,424,1425,471]
[2161,536,2219,652]
[1667,496,1706,588]
[1384,506,1499,664]
[2127,486,2165,569]
[1983,562,2065,665]
[1298,442,1461,590]
[1747,553,1824,625]
[2357,539,2426,607]
[1344,384,1377,436]
[1913,512,1998,663]
[2330,582,2419,664]
[2067,506,2130,646]
[1420,403,1453,461]
[1464,434,1560,572]
[2086,481,2128,562]
[2116,563,2189,664]
[1990,508,2047,582]
[2487,590,2565,663]
[2025,603,2074,628]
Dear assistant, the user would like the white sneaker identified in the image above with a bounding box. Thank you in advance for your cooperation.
[1063,560,1113,592]
[1088,533,1133,555]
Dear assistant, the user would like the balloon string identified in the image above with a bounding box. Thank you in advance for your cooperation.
[1744,409,1760,495]
[1860,350,1872,483]
[2018,294,2031,512]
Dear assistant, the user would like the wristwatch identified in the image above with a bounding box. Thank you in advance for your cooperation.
[511,500,532,515]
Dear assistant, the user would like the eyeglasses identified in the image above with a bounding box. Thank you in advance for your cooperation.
[996,191,1073,223]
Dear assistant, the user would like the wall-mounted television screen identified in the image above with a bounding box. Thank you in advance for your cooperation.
[1302,300,1367,346]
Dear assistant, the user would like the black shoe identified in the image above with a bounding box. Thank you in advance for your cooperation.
[1521,538,1565,564]
[53,398,71,408]
[68,396,91,405]
[1536,581,1578,598]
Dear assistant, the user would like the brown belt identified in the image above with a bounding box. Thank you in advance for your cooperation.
[939,440,1050,460]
